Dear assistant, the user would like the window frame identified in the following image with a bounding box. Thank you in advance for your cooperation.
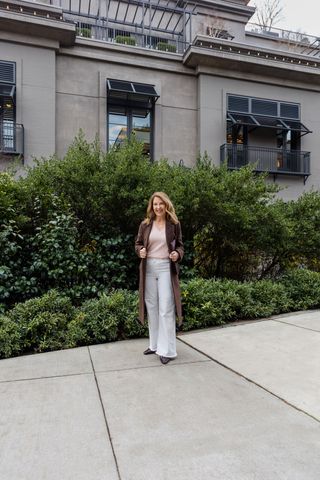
[106,79,158,159]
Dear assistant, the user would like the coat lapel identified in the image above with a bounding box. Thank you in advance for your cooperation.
[144,221,152,247]
[165,220,175,251]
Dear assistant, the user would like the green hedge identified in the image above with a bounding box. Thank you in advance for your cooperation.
[1,269,319,359]
[2,136,320,311]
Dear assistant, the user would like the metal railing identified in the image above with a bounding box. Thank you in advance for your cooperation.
[0,122,24,156]
[75,21,188,53]
[246,23,320,57]
[220,144,311,178]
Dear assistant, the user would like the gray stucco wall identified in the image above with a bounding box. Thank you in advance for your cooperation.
[0,41,56,169]
[56,48,198,165]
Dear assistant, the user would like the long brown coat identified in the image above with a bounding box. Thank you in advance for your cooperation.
[135,219,184,326]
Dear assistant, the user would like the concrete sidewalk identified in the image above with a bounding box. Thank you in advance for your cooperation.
[0,311,319,480]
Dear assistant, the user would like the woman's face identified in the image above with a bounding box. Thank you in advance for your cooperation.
[153,196,166,219]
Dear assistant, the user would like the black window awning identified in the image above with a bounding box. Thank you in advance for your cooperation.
[107,79,159,108]
[227,112,312,135]
[0,84,15,97]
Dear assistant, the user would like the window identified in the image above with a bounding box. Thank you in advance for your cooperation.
[0,61,16,153]
[226,94,311,140]
[107,79,159,158]
[225,93,311,177]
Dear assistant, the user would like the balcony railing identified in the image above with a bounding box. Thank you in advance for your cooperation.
[0,122,24,156]
[246,23,320,58]
[75,21,188,53]
[220,144,311,182]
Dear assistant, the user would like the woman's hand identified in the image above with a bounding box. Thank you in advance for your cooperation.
[140,247,147,259]
[169,250,179,262]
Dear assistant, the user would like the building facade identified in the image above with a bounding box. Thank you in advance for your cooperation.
[0,0,319,199]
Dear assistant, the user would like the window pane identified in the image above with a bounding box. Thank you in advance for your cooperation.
[108,112,128,148]
[132,112,151,155]
[132,112,150,128]
[2,120,14,149]
[109,113,127,125]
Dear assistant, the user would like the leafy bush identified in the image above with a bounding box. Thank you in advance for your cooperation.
[235,280,292,319]
[1,270,320,359]
[74,290,139,344]
[29,200,81,292]
[181,278,241,330]
[0,172,27,225]
[8,290,75,352]
[280,269,320,310]
[2,135,320,313]
[181,275,300,331]
[0,219,38,306]
[283,192,320,270]
[0,314,22,358]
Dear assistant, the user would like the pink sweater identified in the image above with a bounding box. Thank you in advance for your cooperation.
[147,224,169,259]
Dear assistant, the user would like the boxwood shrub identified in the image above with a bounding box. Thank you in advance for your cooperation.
[1,269,320,359]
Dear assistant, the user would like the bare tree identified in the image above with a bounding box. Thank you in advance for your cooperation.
[254,0,284,31]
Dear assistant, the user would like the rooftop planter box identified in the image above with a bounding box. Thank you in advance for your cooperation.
[115,35,136,46]
[156,42,177,53]
[76,27,92,38]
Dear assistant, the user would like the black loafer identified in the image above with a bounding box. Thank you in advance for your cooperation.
[143,348,156,355]
[160,356,172,365]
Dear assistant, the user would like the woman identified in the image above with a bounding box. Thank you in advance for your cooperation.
[135,192,184,365]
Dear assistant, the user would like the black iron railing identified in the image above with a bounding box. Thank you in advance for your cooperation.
[74,21,188,53]
[0,122,24,156]
[220,144,311,180]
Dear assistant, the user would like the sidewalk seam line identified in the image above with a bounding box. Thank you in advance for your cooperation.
[0,360,210,384]
[177,338,320,424]
[93,359,211,374]
[0,371,92,384]
[87,346,122,480]
[273,319,320,334]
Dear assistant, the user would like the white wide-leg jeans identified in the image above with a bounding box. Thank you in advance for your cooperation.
[145,258,177,358]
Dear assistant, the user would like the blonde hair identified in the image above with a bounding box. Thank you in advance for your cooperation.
[144,192,179,225]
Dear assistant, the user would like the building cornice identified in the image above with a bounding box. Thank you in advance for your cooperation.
[194,0,255,19]
[0,3,75,46]
[183,35,320,84]
[1,0,64,18]
[59,38,195,77]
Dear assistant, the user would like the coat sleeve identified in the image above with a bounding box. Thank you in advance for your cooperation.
[175,222,184,261]
[135,222,145,257]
